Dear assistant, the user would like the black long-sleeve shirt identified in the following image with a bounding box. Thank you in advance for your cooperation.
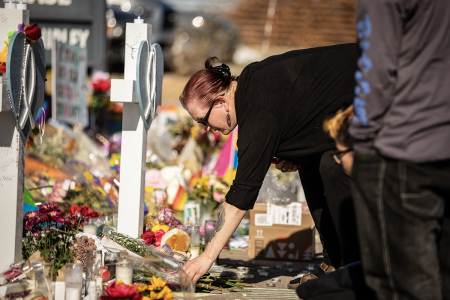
[225,44,358,210]
[350,0,450,162]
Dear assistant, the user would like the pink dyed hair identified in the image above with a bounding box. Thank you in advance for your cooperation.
[179,57,236,110]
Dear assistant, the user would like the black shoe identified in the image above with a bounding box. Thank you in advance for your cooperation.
[287,262,335,289]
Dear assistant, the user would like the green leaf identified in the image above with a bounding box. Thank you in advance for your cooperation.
[24,187,36,206]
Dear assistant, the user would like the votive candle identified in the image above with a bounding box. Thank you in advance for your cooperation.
[115,260,133,285]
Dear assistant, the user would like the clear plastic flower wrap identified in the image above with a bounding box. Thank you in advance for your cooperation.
[102,225,154,257]
[101,225,194,297]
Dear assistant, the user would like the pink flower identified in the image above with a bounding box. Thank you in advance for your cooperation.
[213,191,225,203]
[153,230,165,247]
[145,169,166,189]
[158,207,172,223]
[5,266,21,281]
[102,281,140,299]
[48,182,66,203]
[92,70,110,84]
[200,225,205,237]
[154,190,167,205]
[33,231,41,238]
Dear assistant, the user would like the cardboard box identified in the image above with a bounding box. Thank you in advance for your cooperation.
[248,203,315,261]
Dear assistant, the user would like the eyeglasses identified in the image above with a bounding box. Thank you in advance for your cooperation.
[196,94,225,127]
[332,148,353,164]
[197,101,215,127]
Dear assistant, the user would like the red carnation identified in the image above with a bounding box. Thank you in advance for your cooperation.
[24,23,41,43]
[101,281,141,299]
[141,230,155,245]
[92,80,111,93]
[70,204,100,220]
[153,229,165,247]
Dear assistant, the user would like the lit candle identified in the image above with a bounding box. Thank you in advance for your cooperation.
[65,286,82,300]
[187,225,200,260]
[83,221,97,235]
[65,263,83,300]
[115,260,133,285]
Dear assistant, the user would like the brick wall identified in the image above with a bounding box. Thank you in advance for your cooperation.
[225,0,357,50]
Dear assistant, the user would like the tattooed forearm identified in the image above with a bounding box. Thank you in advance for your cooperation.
[210,208,226,242]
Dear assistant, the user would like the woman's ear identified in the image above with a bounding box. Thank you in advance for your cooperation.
[216,94,230,111]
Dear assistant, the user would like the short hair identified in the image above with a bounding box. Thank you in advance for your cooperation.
[323,105,354,148]
[179,57,236,109]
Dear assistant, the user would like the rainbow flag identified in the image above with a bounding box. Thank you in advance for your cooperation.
[213,127,238,185]
[171,185,189,211]
[188,170,202,187]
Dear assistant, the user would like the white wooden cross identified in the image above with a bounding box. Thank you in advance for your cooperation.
[111,18,163,238]
[0,6,46,270]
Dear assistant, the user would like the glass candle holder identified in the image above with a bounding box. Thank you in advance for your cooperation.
[184,201,200,225]
[104,250,120,280]
[31,261,53,300]
[85,249,102,279]
[65,263,83,300]
[187,225,201,259]
[83,219,97,235]
[115,259,133,285]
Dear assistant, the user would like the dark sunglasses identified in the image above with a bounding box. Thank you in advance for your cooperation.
[197,101,215,127]
[332,148,353,164]
[196,94,225,127]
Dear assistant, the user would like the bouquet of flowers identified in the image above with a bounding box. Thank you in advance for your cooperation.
[22,203,84,275]
[168,116,224,155]
[189,175,229,213]
[143,190,184,249]
[100,277,174,300]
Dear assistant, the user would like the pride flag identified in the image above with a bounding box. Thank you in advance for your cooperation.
[213,127,238,185]
[171,185,189,211]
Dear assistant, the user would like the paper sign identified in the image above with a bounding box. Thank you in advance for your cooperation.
[52,40,88,126]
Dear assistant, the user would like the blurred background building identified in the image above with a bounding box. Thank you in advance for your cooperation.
[18,0,356,75]
[9,0,357,133]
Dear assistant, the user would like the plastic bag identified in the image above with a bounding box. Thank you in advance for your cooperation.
[256,172,299,205]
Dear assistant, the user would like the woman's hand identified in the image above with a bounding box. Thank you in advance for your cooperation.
[181,202,247,283]
[273,158,300,172]
[182,253,215,283]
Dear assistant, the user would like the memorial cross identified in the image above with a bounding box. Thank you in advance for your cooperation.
[0,6,45,270]
[111,18,163,238]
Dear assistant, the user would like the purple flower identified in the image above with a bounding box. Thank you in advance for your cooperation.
[39,203,59,214]
[49,210,64,223]
[18,23,25,32]
[25,211,38,220]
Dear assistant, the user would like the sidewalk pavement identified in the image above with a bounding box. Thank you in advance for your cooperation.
[185,249,324,300]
